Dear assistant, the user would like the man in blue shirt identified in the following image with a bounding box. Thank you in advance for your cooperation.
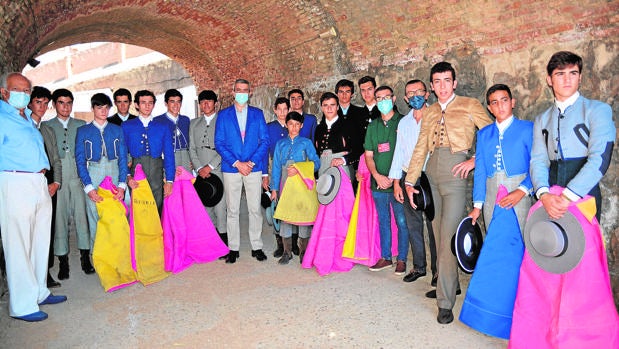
[153,89,192,171]
[0,72,66,322]
[288,89,317,141]
[122,90,175,213]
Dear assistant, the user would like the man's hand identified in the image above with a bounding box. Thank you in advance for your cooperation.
[270,190,278,201]
[48,183,60,197]
[262,176,270,190]
[286,166,299,177]
[128,177,139,189]
[163,182,173,197]
[498,190,526,210]
[198,166,212,178]
[87,190,103,203]
[393,181,404,203]
[540,193,569,219]
[236,161,253,176]
[330,157,345,167]
[113,187,125,201]
[373,173,393,190]
[452,158,475,179]
[405,185,419,209]
[468,207,481,225]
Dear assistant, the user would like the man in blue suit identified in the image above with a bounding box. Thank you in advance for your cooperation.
[215,79,270,263]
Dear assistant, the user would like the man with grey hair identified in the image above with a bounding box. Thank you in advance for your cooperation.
[215,79,270,263]
[0,72,67,322]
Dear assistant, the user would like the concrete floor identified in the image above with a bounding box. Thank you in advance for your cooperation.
[0,202,506,349]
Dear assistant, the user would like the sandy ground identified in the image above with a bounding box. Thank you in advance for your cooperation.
[0,204,506,349]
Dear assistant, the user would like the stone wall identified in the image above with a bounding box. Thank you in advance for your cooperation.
[1,0,618,304]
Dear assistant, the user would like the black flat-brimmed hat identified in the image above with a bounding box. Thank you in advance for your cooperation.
[412,172,435,221]
[261,189,272,209]
[523,206,585,274]
[316,166,341,205]
[193,173,224,207]
[452,217,484,274]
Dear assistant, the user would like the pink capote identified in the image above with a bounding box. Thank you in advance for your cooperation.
[302,166,355,276]
[509,186,619,349]
[162,167,229,274]
[342,155,398,266]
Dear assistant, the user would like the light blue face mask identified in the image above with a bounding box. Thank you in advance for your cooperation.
[377,99,393,115]
[235,93,249,105]
[8,91,30,109]
[408,95,426,110]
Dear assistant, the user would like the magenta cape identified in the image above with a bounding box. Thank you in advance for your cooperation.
[162,167,229,274]
[459,185,523,339]
[342,155,398,266]
[302,166,355,276]
[508,186,619,349]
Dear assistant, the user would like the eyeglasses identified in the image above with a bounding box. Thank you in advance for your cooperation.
[405,89,426,97]
[376,95,393,102]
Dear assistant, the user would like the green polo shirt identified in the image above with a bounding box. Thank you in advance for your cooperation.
[363,111,402,192]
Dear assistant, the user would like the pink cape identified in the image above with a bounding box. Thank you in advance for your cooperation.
[162,167,229,274]
[342,155,398,266]
[509,186,619,348]
[302,167,355,276]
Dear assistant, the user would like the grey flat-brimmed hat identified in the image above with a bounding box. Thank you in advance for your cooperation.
[523,206,585,274]
[316,166,341,205]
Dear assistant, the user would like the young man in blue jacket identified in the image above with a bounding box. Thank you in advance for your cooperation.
[153,89,192,171]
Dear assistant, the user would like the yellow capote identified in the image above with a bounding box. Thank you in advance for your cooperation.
[274,161,318,225]
[342,183,362,259]
[93,184,137,292]
[131,176,169,285]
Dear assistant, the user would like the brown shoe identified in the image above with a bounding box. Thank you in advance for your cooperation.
[369,258,393,271]
[394,261,406,275]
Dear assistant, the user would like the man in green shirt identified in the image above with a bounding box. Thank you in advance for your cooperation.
[364,86,409,275]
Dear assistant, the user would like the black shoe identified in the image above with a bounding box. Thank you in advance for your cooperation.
[47,272,61,288]
[80,250,95,274]
[437,308,454,324]
[273,235,284,258]
[403,270,426,283]
[291,234,300,256]
[431,274,438,287]
[225,250,239,264]
[425,288,461,299]
[57,255,69,280]
[218,233,229,260]
[251,249,267,261]
[278,252,292,265]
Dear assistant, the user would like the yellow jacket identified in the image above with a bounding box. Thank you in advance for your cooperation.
[405,95,492,184]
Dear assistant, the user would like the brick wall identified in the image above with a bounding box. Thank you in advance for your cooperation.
[1,0,618,305]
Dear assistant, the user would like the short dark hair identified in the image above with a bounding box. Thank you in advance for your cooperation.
[486,84,512,104]
[274,97,290,109]
[335,79,354,94]
[546,51,583,76]
[113,88,132,102]
[358,76,376,88]
[164,89,183,103]
[320,92,339,105]
[233,79,251,90]
[134,90,156,104]
[285,111,304,124]
[198,90,218,102]
[430,62,456,82]
[30,86,52,101]
[51,88,74,103]
[91,93,112,108]
[287,89,304,100]
[405,79,427,91]
[374,85,393,96]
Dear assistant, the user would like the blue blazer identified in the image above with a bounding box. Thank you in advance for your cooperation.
[121,117,175,181]
[300,113,317,141]
[75,122,129,188]
[473,117,533,204]
[152,113,191,150]
[215,105,269,173]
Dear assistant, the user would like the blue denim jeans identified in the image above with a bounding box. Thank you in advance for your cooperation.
[371,190,409,261]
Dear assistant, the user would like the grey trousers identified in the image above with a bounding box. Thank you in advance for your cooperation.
[131,156,164,213]
[84,158,119,250]
[174,149,192,172]
[55,155,89,255]
[426,148,468,310]
[482,172,531,234]
[205,169,227,234]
